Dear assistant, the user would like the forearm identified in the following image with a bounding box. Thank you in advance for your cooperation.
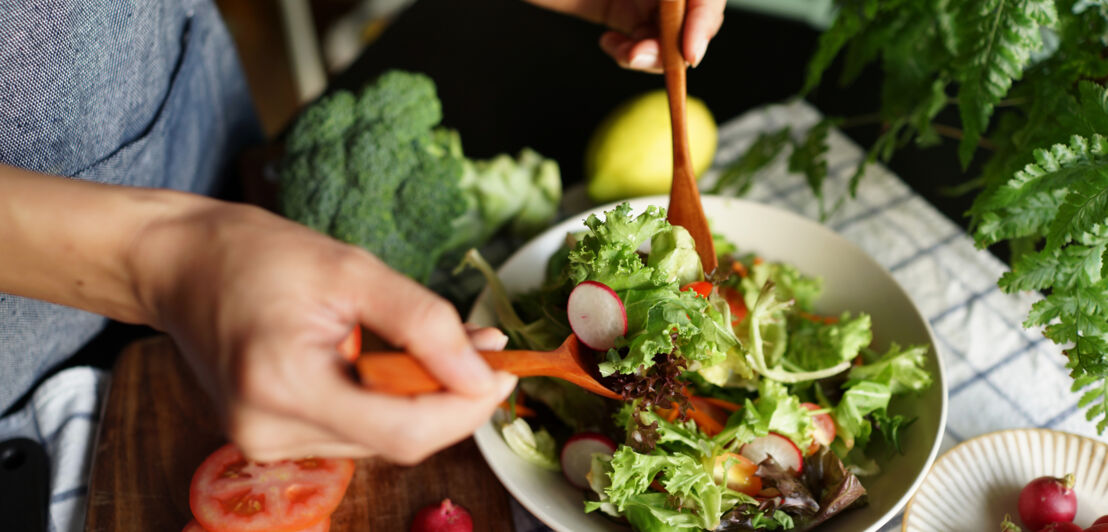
[0,163,209,325]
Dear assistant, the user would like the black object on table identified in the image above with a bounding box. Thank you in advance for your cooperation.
[0,438,49,532]
[333,0,980,233]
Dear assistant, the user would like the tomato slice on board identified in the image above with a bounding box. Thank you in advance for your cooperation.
[182,517,331,532]
[190,444,353,532]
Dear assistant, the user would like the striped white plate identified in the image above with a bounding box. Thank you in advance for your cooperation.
[903,429,1108,531]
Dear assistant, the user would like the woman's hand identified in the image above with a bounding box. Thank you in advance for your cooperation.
[132,201,516,463]
[526,0,726,72]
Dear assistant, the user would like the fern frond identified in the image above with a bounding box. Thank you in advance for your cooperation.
[710,128,790,196]
[1075,374,1108,433]
[788,120,833,198]
[1045,171,1108,250]
[954,0,1057,167]
[1000,242,1106,292]
[974,135,1108,244]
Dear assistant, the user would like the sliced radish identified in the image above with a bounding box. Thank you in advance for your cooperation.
[741,433,804,474]
[802,403,836,448]
[560,432,617,489]
[567,281,627,351]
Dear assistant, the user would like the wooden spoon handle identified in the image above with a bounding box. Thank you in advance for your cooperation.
[659,0,718,274]
[660,0,691,172]
[355,350,549,395]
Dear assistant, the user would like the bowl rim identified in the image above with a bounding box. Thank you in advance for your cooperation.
[470,194,950,532]
[900,427,1108,532]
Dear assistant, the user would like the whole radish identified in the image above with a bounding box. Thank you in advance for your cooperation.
[1086,525,1108,532]
[1018,474,1077,531]
[410,499,473,532]
[1094,515,1108,526]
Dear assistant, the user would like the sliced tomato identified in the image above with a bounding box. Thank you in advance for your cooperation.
[801,402,836,455]
[337,326,362,362]
[190,444,353,532]
[711,453,762,496]
[680,281,713,298]
[720,286,748,324]
[182,517,330,532]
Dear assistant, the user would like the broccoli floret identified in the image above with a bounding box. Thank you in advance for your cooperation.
[280,70,562,284]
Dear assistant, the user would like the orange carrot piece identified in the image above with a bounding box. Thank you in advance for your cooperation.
[699,396,742,412]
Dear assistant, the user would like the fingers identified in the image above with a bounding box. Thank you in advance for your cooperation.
[683,0,725,67]
[227,404,376,461]
[600,31,663,73]
[464,324,510,351]
[316,368,518,464]
[353,257,495,396]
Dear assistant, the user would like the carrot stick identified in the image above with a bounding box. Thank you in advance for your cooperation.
[698,396,742,412]
[499,401,536,417]
[686,405,724,436]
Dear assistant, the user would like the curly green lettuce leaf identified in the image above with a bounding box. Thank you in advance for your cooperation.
[648,226,703,286]
[832,381,891,451]
[846,343,933,395]
[602,446,725,530]
[567,203,668,290]
[784,313,873,372]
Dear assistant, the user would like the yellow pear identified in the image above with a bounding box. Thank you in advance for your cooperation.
[586,90,718,202]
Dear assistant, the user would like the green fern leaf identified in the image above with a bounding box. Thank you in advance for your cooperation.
[803,6,866,94]
[1077,80,1108,136]
[788,120,833,213]
[974,135,1108,244]
[1045,169,1108,250]
[954,0,1057,167]
[1075,374,1108,433]
[710,128,790,195]
[999,242,1106,292]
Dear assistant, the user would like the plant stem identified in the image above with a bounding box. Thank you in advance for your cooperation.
[933,123,997,150]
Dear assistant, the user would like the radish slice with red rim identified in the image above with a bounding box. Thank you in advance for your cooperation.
[567,281,627,351]
[740,433,804,474]
[561,432,617,489]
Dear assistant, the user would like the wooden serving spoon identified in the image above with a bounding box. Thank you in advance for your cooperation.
[660,0,718,275]
[356,334,621,399]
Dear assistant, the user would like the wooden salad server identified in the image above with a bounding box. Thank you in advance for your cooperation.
[660,0,718,275]
[356,334,621,399]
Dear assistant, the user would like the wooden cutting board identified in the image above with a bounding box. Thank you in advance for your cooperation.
[85,335,515,531]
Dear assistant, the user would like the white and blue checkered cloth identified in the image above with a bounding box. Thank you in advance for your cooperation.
[512,100,1108,531]
[7,101,1107,532]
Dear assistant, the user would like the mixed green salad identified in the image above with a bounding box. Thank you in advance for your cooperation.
[463,203,933,531]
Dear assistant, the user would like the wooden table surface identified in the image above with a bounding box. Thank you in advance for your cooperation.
[85,335,515,531]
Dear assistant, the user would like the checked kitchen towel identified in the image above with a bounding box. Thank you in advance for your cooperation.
[512,100,1108,532]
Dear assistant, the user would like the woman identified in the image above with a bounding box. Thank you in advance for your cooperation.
[0,0,723,526]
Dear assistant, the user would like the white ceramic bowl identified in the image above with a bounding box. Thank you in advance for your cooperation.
[468,196,948,532]
[903,428,1108,531]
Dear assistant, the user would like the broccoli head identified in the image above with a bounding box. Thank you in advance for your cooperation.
[280,70,562,284]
